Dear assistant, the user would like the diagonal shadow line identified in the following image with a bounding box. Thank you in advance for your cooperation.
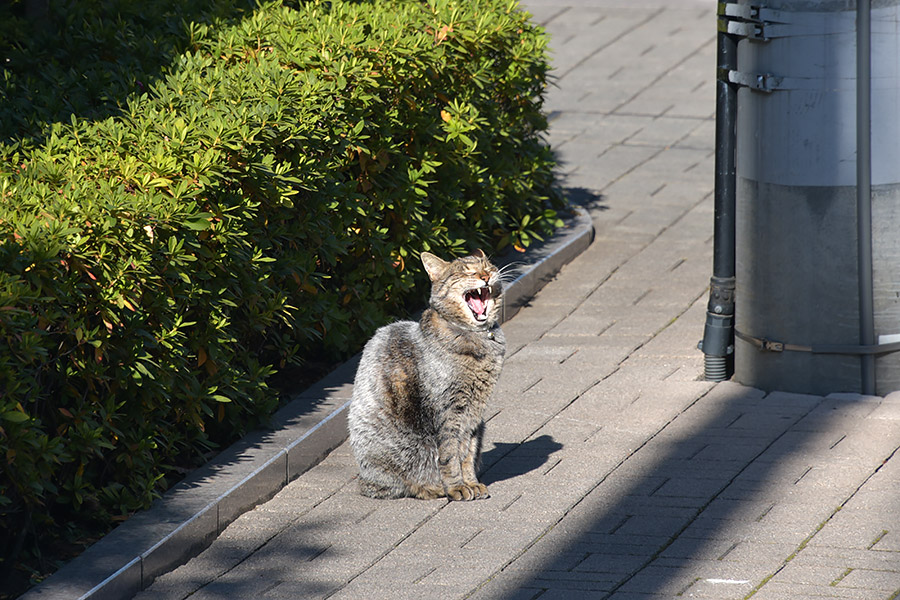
[595,394,820,597]
[472,383,884,600]
[474,380,900,600]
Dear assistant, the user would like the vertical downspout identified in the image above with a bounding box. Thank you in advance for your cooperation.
[702,9,737,381]
[857,0,876,394]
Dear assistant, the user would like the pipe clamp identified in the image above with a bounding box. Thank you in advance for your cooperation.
[736,330,900,356]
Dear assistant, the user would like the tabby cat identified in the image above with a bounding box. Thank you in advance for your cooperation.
[348,249,506,501]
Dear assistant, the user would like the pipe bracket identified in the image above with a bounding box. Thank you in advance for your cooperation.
[718,2,771,40]
[736,330,900,356]
[724,69,780,92]
[718,3,830,41]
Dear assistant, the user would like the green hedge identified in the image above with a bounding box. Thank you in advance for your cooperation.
[0,0,561,587]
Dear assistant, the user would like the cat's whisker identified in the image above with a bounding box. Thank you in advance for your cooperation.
[496,261,524,285]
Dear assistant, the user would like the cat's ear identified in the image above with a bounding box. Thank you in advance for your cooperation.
[471,248,486,259]
[421,252,449,282]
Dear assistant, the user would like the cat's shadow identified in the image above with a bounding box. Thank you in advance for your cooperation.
[480,434,564,485]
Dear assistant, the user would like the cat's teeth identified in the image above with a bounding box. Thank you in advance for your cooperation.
[465,286,491,321]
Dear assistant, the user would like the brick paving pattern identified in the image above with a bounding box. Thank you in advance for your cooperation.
[135,2,900,599]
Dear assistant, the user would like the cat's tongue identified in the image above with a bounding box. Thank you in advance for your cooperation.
[466,287,489,320]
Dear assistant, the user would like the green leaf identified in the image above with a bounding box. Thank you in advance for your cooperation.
[183,216,212,231]
[2,411,30,423]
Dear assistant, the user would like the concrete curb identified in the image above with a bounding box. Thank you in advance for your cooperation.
[22,207,593,600]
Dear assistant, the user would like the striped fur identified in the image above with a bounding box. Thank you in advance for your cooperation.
[348,249,506,500]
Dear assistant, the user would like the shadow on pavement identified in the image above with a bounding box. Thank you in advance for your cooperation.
[482,435,565,486]
[488,383,863,598]
[564,186,607,213]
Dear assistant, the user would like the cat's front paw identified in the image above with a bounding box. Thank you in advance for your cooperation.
[446,482,489,501]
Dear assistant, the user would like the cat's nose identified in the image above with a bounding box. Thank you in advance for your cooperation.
[479,272,491,282]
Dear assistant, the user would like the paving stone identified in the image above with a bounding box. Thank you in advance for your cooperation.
[262,577,347,600]
[674,576,757,600]
[808,508,900,552]
[660,537,797,565]
[750,582,877,600]
[465,570,548,600]
[775,561,858,586]
[869,391,900,420]
[790,545,900,572]
[615,563,707,595]
[482,407,558,450]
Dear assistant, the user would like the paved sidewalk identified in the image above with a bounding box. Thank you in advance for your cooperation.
[137,2,900,599]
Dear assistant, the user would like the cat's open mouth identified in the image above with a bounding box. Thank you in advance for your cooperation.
[464,286,492,322]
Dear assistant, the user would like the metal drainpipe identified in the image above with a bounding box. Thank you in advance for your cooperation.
[701,12,737,381]
[857,0,876,395]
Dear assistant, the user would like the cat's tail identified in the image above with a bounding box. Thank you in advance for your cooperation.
[357,478,406,499]
[356,474,444,500]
